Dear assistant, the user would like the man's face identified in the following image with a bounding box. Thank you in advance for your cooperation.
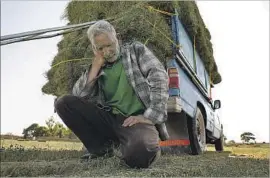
[93,33,119,63]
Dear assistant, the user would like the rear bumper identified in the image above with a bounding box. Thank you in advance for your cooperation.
[162,106,191,154]
[167,96,182,113]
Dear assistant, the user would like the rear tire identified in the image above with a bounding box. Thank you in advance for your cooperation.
[187,107,206,155]
[215,128,224,151]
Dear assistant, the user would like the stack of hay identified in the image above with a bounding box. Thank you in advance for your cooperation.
[42,1,222,97]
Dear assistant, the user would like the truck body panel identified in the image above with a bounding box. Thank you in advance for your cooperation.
[164,11,222,148]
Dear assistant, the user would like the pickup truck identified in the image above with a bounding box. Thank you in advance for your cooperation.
[160,11,223,155]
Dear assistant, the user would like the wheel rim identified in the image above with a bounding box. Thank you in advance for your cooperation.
[196,116,206,151]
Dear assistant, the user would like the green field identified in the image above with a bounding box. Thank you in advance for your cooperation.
[1,139,269,177]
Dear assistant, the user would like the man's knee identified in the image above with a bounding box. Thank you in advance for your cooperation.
[122,140,160,168]
[54,95,77,112]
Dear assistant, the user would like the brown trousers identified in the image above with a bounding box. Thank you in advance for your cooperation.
[54,95,160,168]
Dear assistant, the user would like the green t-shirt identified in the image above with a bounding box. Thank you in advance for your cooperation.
[100,57,145,117]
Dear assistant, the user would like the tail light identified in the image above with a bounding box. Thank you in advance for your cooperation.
[168,67,179,88]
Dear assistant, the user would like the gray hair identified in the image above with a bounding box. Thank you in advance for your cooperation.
[87,20,118,50]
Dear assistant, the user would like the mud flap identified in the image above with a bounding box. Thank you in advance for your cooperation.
[159,112,191,154]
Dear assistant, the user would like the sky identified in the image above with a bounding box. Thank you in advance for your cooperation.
[1,1,269,142]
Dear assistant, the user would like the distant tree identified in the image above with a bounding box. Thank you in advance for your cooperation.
[45,116,69,137]
[53,122,65,138]
[45,116,57,136]
[240,132,256,143]
[22,116,76,139]
[22,123,39,138]
[33,126,49,137]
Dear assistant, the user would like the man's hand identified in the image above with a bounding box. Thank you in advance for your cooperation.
[88,52,105,82]
[92,51,105,68]
[122,115,154,127]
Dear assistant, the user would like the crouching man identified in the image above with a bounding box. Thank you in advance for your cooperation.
[54,20,169,168]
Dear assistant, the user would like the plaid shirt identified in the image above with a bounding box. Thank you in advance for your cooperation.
[72,41,169,140]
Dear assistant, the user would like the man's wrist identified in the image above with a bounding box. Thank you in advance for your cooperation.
[88,66,100,82]
[139,115,154,125]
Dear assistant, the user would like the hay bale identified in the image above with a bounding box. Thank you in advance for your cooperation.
[42,1,222,97]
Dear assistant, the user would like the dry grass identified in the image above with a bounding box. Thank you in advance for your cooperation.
[1,139,269,177]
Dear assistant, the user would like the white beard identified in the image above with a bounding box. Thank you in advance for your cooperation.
[104,45,120,63]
